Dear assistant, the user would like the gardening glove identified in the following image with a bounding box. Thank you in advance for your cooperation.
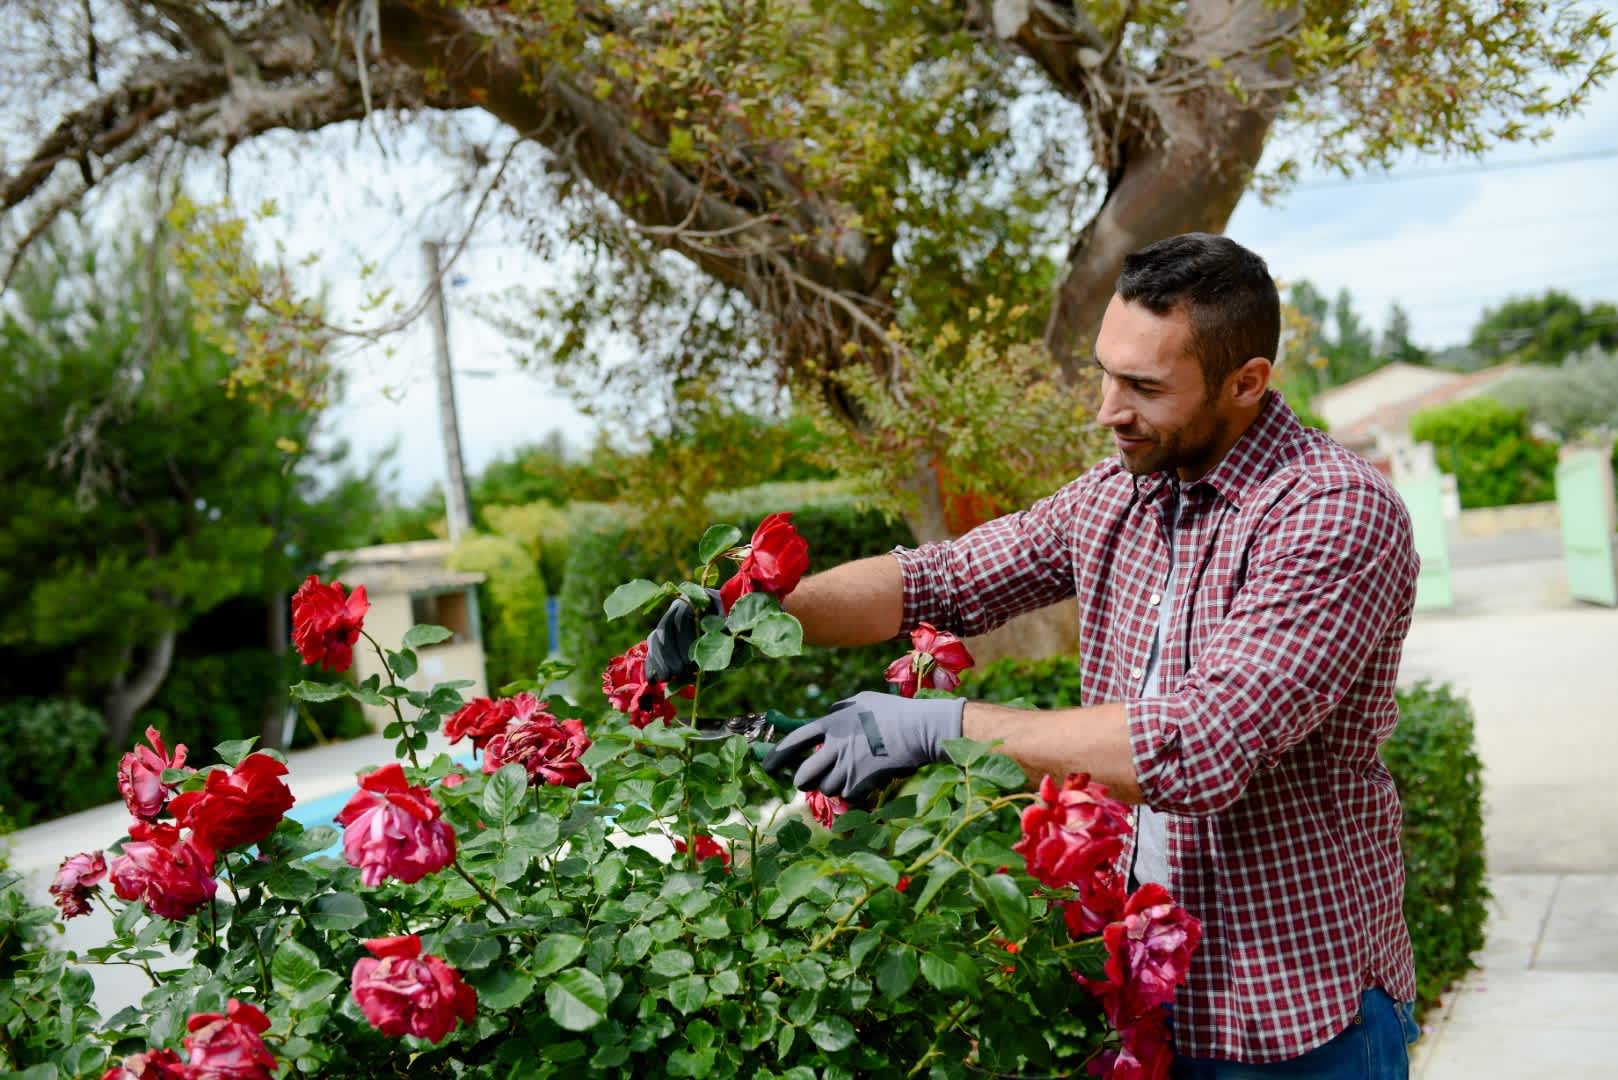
[643,587,725,685]
[763,690,964,802]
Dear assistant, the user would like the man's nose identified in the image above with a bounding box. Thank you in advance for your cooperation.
[1097,382,1131,429]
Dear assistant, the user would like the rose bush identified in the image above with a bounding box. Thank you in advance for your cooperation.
[1,519,1199,1079]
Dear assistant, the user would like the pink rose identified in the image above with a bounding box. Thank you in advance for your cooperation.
[805,789,849,829]
[602,641,693,728]
[108,821,217,920]
[168,754,295,852]
[350,934,477,1043]
[50,850,107,920]
[1012,773,1132,890]
[482,702,592,788]
[1087,1008,1172,1080]
[444,696,515,753]
[117,726,189,821]
[183,998,275,1079]
[333,763,456,886]
[883,622,975,698]
[673,834,730,868]
[291,574,369,673]
[100,1048,192,1079]
[1086,883,1202,1019]
[718,512,810,610]
[1063,868,1128,939]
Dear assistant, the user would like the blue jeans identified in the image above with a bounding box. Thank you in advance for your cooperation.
[1172,990,1421,1079]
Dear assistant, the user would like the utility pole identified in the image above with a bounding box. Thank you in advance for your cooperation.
[423,239,473,542]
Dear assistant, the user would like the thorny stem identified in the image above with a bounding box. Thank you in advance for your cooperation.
[226,868,272,998]
[907,996,975,1077]
[91,893,160,986]
[363,630,420,769]
[450,859,511,919]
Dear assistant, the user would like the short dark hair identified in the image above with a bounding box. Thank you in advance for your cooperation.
[1116,233,1280,394]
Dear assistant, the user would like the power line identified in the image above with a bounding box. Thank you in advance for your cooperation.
[1294,146,1618,190]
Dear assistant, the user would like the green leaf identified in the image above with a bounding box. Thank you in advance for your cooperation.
[484,763,529,826]
[289,971,343,1010]
[894,825,933,856]
[845,852,899,887]
[667,973,708,1015]
[484,968,539,1010]
[913,861,962,913]
[875,946,919,999]
[272,939,321,989]
[919,951,972,994]
[775,861,823,904]
[308,892,368,932]
[650,949,695,977]
[402,624,454,649]
[724,591,774,632]
[290,680,347,703]
[213,737,259,766]
[693,630,735,672]
[386,648,418,680]
[941,738,987,768]
[603,579,664,620]
[973,752,1028,790]
[617,926,652,964]
[350,684,388,707]
[809,1016,856,1052]
[698,524,744,565]
[975,873,1030,941]
[775,819,811,853]
[546,968,609,1031]
[747,612,803,658]
[533,934,586,979]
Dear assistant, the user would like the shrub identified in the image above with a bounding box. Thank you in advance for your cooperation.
[558,485,914,718]
[483,500,575,594]
[958,654,1083,710]
[448,533,551,691]
[0,698,110,827]
[1409,396,1557,508]
[1384,681,1489,1015]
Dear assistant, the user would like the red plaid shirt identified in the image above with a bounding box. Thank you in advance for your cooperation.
[894,393,1418,1062]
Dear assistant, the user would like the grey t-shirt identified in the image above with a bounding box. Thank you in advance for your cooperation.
[1131,482,1180,887]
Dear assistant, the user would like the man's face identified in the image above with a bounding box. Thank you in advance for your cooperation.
[1092,293,1234,481]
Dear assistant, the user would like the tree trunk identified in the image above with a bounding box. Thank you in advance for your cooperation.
[104,628,177,748]
[260,591,291,752]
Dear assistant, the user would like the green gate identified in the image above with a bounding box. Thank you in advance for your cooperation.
[1555,448,1618,607]
[1395,474,1455,611]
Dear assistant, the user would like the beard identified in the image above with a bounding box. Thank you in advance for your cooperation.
[1113,414,1225,478]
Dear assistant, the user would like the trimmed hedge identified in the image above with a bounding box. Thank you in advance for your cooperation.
[963,655,1487,1017]
[557,486,915,718]
[1410,396,1557,508]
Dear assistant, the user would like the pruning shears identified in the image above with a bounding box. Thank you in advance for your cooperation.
[691,710,812,769]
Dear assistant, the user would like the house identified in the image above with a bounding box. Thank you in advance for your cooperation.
[321,540,489,731]
[1311,361,1520,464]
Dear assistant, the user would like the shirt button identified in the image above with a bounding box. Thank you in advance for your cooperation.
[1149,593,1162,607]
[1131,667,1145,680]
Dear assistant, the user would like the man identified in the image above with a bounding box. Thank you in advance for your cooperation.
[647,233,1422,1077]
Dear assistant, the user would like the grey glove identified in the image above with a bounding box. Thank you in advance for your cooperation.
[643,587,724,685]
[763,690,964,802]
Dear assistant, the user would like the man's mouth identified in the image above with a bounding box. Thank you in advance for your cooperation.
[1113,433,1152,451]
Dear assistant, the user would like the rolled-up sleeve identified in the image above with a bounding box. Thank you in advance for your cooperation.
[1128,482,1417,816]
[891,474,1092,637]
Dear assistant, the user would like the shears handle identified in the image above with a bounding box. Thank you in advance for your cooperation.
[748,709,812,763]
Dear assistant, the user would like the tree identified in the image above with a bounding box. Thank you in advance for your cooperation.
[1379,302,1427,366]
[1493,345,1618,441]
[0,219,376,748]
[1469,290,1618,368]
[1,0,1610,657]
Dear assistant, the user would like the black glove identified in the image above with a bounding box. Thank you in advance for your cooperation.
[643,587,724,685]
[763,690,965,801]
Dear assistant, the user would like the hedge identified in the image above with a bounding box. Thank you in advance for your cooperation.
[1409,396,1558,508]
[448,533,550,692]
[0,698,108,828]
[963,656,1488,1018]
[557,485,915,718]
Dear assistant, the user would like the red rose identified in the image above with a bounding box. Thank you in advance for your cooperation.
[602,641,692,728]
[100,1048,192,1079]
[483,704,592,789]
[291,574,369,673]
[183,998,275,1080]
[168,754,295,852]
[334,763,456,886]
[718,512,810,609]
[883,622,975,698]
[118,726,189,821]
[1062,868,1128,939]
[50,850,107,920]
[1012,773,1131,890]
[673,833,730,868]
[1087,1008,1172,1080]
[805,789,849,829]
[108,821,217,921]
[351,934,478,1043]
[1084,883,1202,1021]
[444,696,515,753]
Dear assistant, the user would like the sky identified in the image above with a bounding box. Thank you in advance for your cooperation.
[183,67,1618,501]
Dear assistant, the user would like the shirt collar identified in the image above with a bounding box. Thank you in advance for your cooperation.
[1128,391,1301,510]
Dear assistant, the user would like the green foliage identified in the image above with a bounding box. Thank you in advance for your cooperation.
[560,487,913,717]
[483,500,576,595]
[957,656,1084,711]
[1470,290,1618,368]
[0,699,110,827]
[448,534,551,691]
[1383,683,1489,1015]
[0,877,58,1002]
[1410,397,1558,508]
[1493,346,1618,442]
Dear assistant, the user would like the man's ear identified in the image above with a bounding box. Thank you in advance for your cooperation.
[1229,357,1272,408]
